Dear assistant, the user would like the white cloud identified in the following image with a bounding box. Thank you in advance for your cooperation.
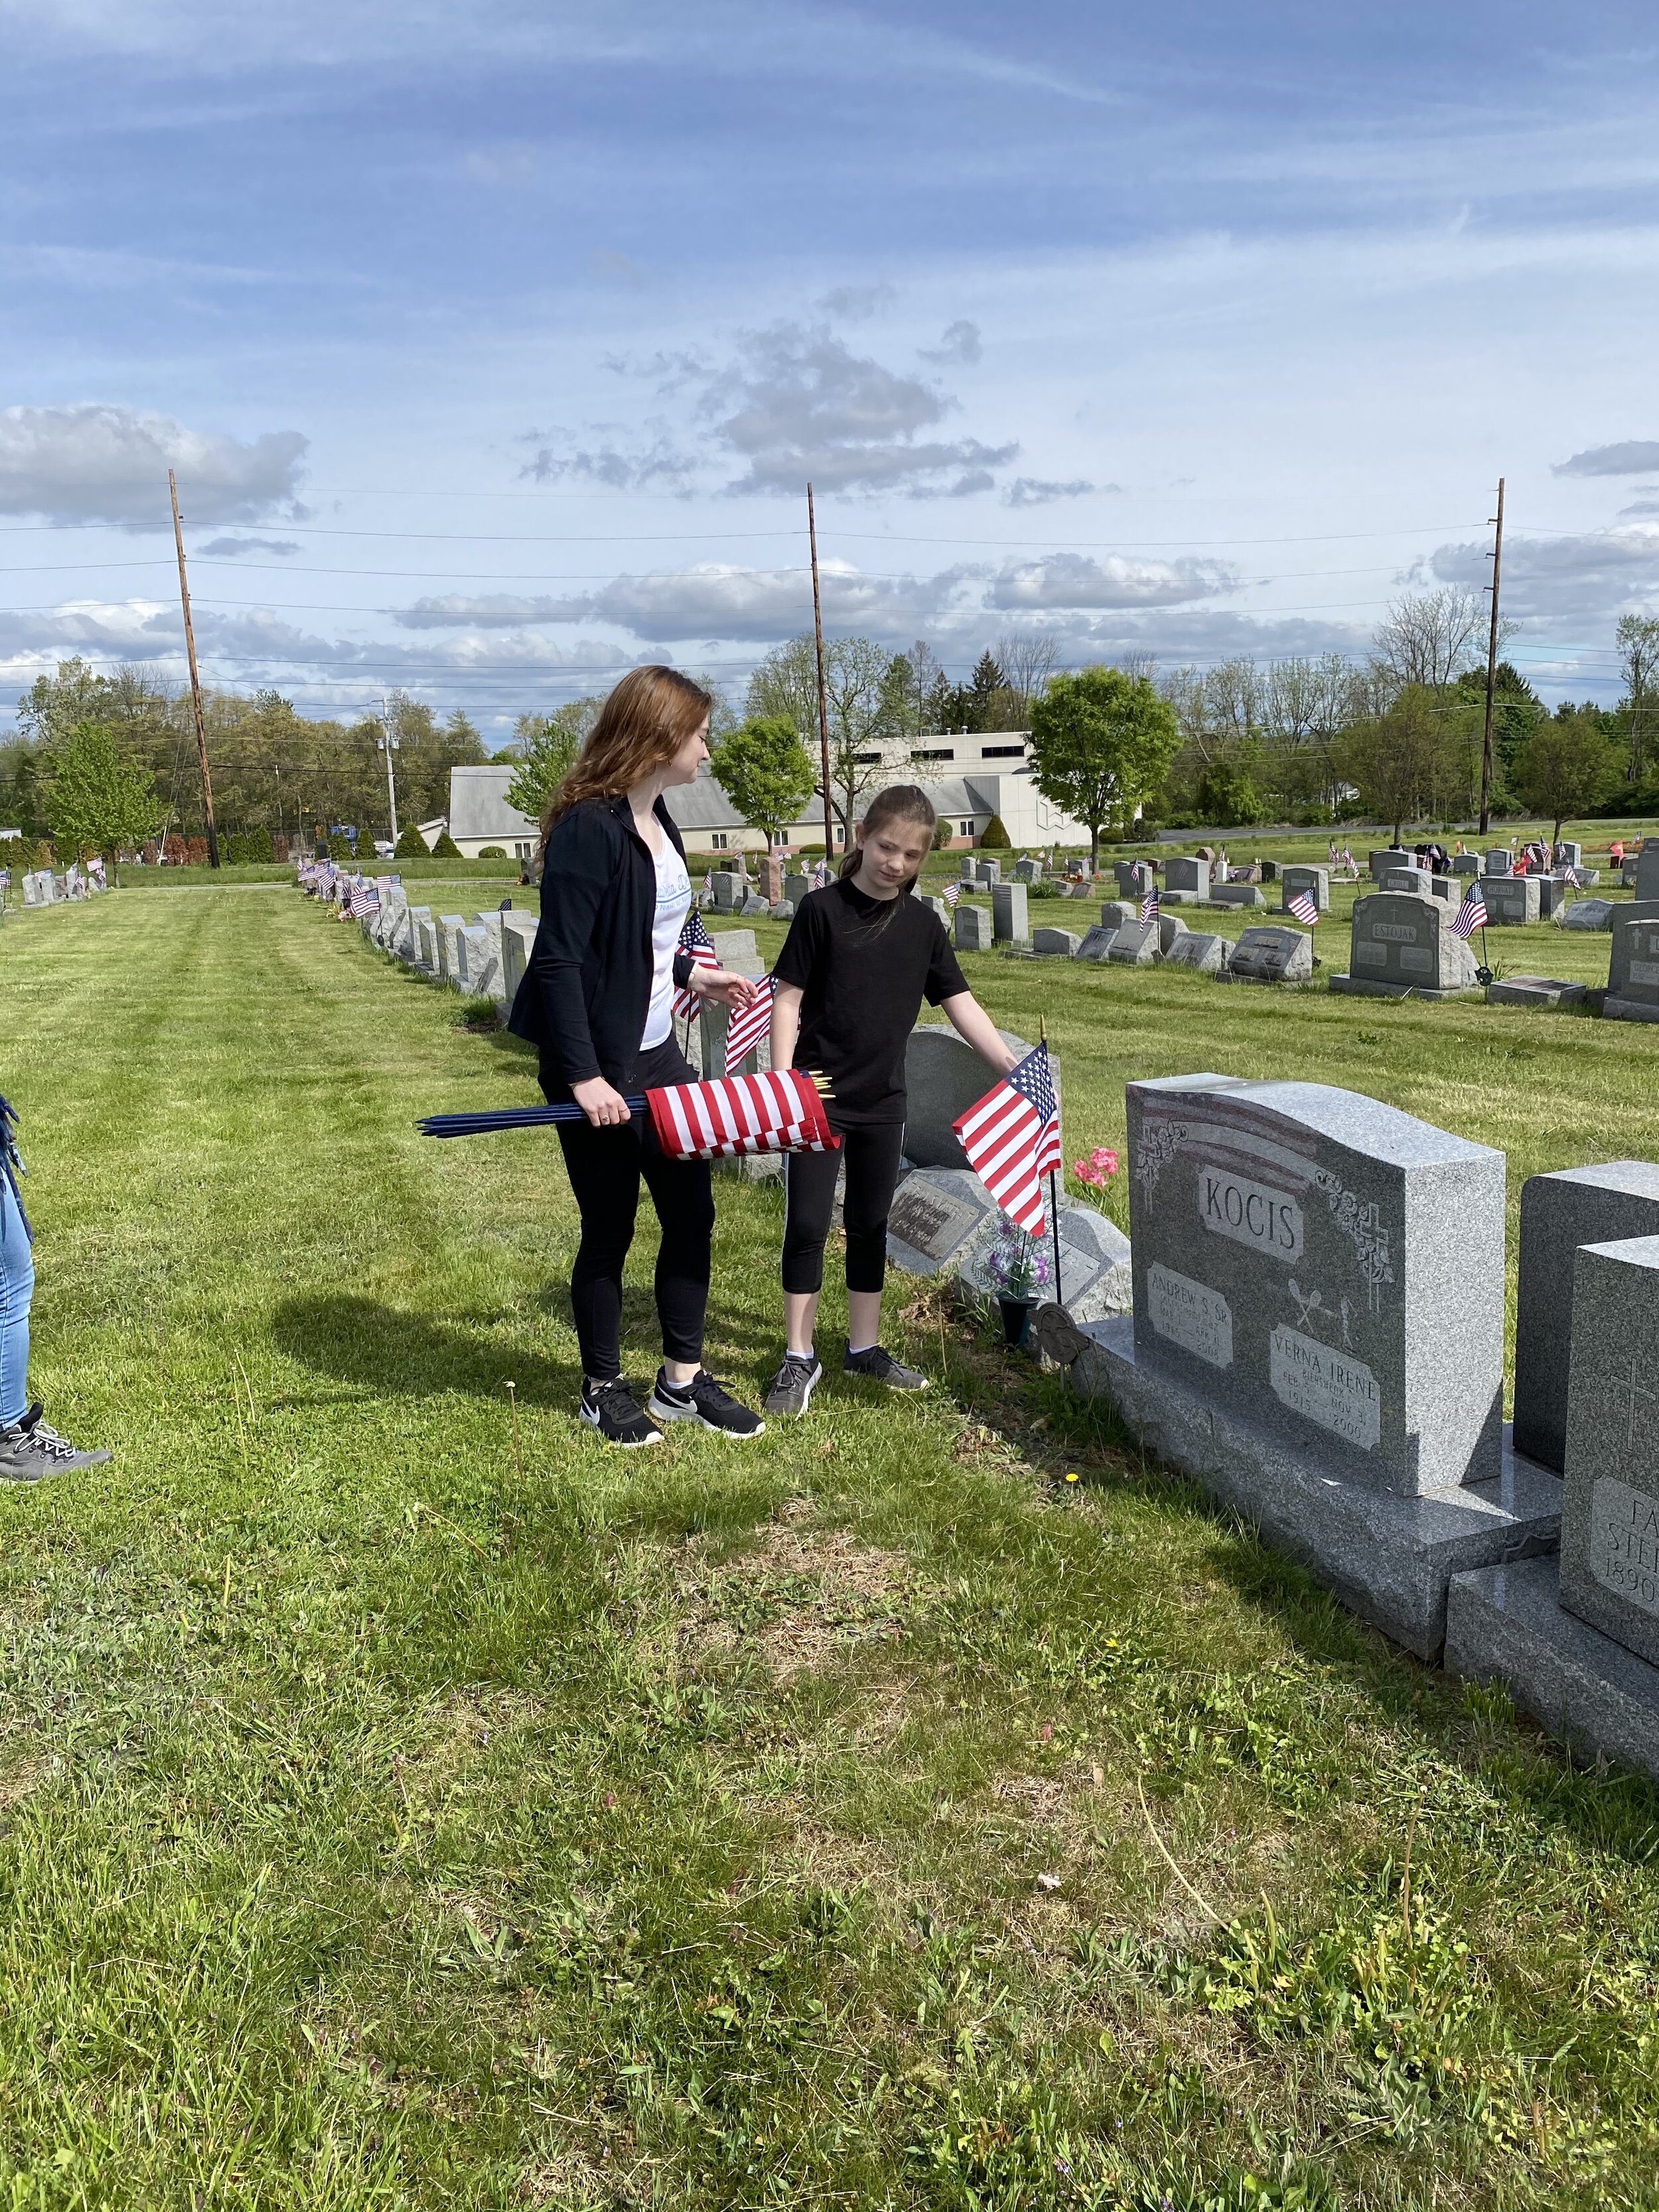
[987,551,1238,611]
[1002,476,1103,506]
[1553,440,1659,477]
[194,535,301,556]
[0,405,307,529]
[1427,526,1659,621]
[397,559,984,643]
[919,320,981,366]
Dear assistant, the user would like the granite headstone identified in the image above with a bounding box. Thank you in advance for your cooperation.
[1514,1163,1659,1473]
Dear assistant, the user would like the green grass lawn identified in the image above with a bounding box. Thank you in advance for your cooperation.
[3,888,1659,2209]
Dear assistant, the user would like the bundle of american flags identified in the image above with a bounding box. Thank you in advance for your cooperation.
[952,1042,1062,1236]
[417,1067,839,1162]
[1451,882,1487,939]
[1287,890,1320,928]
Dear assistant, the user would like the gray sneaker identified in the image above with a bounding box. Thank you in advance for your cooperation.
[841,1345,929,1392]
[763,1353,823,1418]
[0,1404,111,1482]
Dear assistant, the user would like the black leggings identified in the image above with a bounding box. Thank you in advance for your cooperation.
[782,1119,906,1296]
[545,1038,715,1382]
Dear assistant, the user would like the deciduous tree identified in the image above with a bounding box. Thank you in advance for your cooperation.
[1513,713,1620,844]
[1027,667,1181,871]
[44,718,163,869]
[708,715,815,848]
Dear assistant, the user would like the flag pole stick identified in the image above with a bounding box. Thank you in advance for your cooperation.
[1040,1014,1063,1304]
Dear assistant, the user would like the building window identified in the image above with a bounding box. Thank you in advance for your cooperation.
[912,747,954,762]
[711,832,728,851]
[514,842,532,859]
[770,828,791,846]
[981,744,1025,759]
[960,821,975,837]
[853,751,883,765]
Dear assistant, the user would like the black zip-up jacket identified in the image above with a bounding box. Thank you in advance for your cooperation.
[506,794,697,1090]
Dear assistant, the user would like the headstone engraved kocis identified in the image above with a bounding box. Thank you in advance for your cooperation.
[1447,1232,1659,1786]
[1066,1074,1561,1655]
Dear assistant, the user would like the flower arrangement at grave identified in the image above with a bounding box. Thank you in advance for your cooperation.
[1070,1146,1119,1209]
[983,1215,1051,1303]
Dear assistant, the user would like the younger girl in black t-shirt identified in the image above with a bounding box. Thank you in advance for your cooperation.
[762,786,1016,1417]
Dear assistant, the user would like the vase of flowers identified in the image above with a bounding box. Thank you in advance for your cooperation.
[983,1215,1050,1349]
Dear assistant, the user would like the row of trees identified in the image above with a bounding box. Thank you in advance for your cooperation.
[4,598,1655,864]
[0,662,491,859]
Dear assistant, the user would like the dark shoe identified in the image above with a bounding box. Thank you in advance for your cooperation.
[762,1353,822,1418]
[579,1378,661,1448]
[0,1403,111,1482]
[841,1345,929,1391]
[648,1366,765,1438]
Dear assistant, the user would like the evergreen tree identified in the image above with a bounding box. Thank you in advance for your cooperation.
[430,829,463,859]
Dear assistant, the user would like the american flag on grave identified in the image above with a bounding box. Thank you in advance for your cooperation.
[1450,882,1487,939]
[812,859,829,889]
[1562,865,1583,887]
[1287,890,1320,928]
[721,974,776,1065]
[348,884,380,919]
[952,1042,1062,1237]
[1139,881,1159,922]
[942,881,961,907]
[646,1067,839,1161]
[672,910,720,1015]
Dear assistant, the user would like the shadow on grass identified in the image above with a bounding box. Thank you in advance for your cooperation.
[273,1292,581,1408]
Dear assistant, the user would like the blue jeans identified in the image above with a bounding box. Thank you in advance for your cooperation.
[0,1174,33,1426]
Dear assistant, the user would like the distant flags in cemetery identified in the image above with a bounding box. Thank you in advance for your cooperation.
[1451,883,1488,940]
[1287,890,1320,928]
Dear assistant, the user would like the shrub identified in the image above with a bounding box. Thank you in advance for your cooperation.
[478,845,508,859]
[979,814,1011,849]
[394,822,429,859]
[430,831,463,859]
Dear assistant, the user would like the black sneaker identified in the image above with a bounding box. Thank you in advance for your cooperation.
[648,1366,765,1438]
[0,1403,111,1483]
[762,1353,822,1418]
[579,1377,661,1448]
[841,1345,929,1391]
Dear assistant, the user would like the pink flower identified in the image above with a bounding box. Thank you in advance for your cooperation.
[1072,1147,1120,1191]
[1090,1147,1119,1177]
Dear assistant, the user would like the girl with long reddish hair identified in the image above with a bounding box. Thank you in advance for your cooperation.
[506,666,766,1445]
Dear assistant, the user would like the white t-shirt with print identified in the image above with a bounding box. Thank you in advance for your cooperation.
[640,836,693,1049]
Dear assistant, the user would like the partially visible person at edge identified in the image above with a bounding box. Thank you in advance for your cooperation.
[760,784,1019,1420]
[506,667,767,1448]
[0,1094,110,1481]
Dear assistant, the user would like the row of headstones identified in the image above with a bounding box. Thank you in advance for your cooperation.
[1334,883,1659,1015]
[20,869,106,905]
[1055,1067,1659,1781]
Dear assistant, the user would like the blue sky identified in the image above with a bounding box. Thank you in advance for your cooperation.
[3,0,1658,738]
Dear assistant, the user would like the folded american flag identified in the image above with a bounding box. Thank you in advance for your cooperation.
[1451,883,1487,939]
[952,1042,1062,1236]
[1287,890,1320,927]
[672,911,719,1016]
[721,974,775,1065]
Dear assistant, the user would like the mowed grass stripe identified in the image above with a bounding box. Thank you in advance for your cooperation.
[0,888,1655,2208]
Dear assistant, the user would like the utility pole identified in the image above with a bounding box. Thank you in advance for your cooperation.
[807,483,835,858]
[169,469,221,867]
[378,691,401,846]
[1479,476,1506,837]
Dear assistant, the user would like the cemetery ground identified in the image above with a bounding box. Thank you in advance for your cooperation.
[5,893,1659,2211]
